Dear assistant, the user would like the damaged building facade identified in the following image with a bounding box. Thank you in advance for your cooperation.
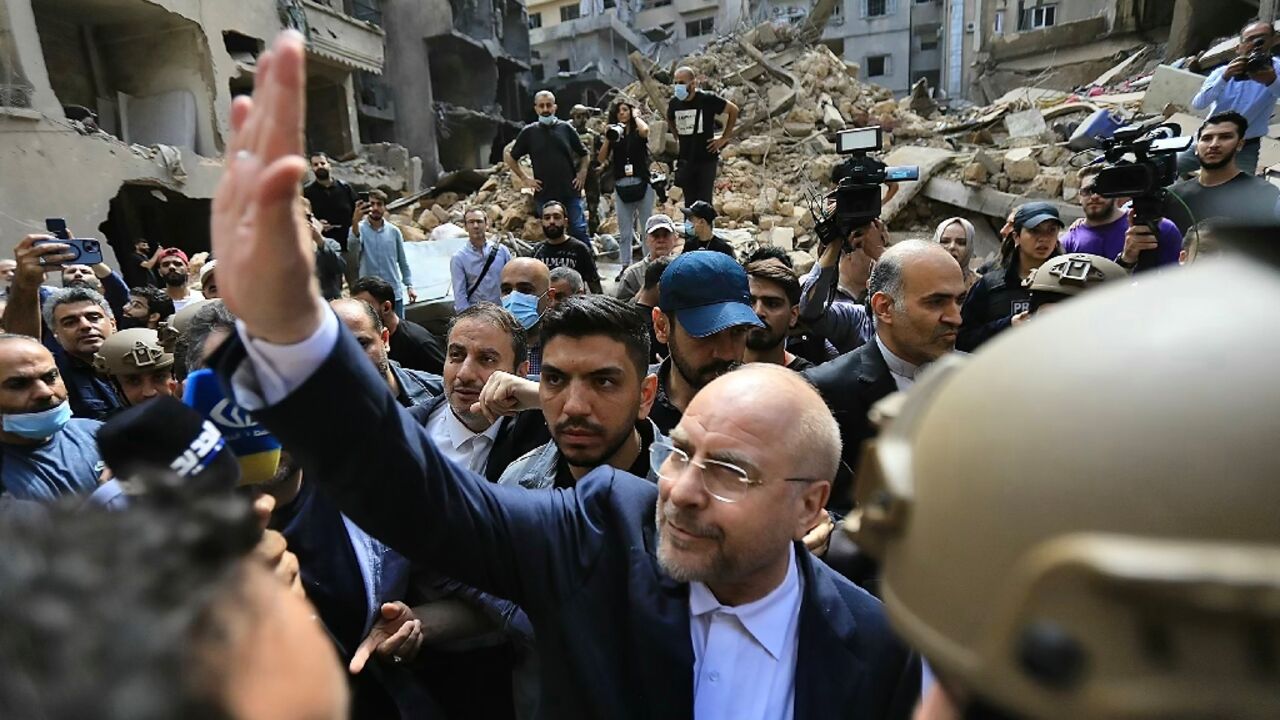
[372,0,532,176]
[0,0,384,265]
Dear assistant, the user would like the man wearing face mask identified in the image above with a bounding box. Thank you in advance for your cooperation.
[532,201,602,294]
[666,66,739,206]
[505,91,592,244]
[679,201,736,259]
[500,257,552,376]
[0,335,105,501]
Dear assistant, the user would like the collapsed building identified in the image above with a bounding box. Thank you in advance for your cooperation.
[0,0,392,264]
[390,9,1280,277]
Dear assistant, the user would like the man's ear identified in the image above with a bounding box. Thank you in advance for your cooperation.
[869,291,894,326]
[148,312,161,327]
[637,372,659,419]
[381,328,390,346]
[792,481,832,541]
[382,301,394,317]
[653,308,670,343]
[787,304,799,330]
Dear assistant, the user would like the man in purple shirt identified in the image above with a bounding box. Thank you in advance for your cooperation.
[1061,165,1181,272]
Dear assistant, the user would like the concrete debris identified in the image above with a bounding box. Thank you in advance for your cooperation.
[373,19,1260,253]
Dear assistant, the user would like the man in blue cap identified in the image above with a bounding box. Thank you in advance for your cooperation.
[648,251,763,434]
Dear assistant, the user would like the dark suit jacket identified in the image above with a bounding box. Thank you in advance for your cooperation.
[802,339,897,513]
[213,328,919,720]
[407,396,549,484]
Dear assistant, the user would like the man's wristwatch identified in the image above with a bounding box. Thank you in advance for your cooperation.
[1114,253,1137,270]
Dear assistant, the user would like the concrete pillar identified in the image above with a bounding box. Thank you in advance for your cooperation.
[1261,0,1279,23]
[1168,0,1224,60]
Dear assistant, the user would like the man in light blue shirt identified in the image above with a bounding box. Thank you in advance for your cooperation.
[450,207,511,311]
[1177,19,1280,176]
[349,189,416,317]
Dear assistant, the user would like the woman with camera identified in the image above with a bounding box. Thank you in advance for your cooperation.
[597,100,652,268]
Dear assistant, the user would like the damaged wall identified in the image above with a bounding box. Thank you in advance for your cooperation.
[0,0,389,263]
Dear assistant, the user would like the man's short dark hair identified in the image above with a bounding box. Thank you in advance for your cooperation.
[539,295,650,379]
[1241,18,1275,36]
[1077,164,1103,183]
[448,302,528,369]
[1200,111,1249,139]
[643,256,671,291]
[183,301,237,375]
[744,245,793,268]
[745,259,801,306]
[351,276,396,306]
[0,476,259,720]
[463,206,488,222]
[541,201,566,218]
[131,286,175,322]
[367,189,389,204]
[310,151,330,161]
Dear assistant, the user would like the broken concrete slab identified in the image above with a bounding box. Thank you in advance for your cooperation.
[1005,108,1048,139]
[1005,156,1040,183]
[922,178,1085,224]
[1141,65,1209,117]
[962,162,989,186]
[973,150,1003,175]
[994,87,1069,106]
[769,226,796,251]
[880,146,958,223]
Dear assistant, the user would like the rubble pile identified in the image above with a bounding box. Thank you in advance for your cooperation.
[384,18,1258,267]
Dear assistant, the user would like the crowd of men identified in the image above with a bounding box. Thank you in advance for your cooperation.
[0,26,1277,720]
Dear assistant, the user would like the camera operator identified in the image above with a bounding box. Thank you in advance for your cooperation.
[1063,165,1182,271]
[597,100,653,270]
[1176,19,1280,176]
[1165,112,1280,233]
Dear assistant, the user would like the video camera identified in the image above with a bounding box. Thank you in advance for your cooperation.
[1238,36,1273,78]
[1089,122,1192,269]
[812,127,919,248]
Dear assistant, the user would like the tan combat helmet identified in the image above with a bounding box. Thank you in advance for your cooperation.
[94,328,174,376]
[1026,252,1129,296]
[157,298,214,352]
[847,252,1280,719]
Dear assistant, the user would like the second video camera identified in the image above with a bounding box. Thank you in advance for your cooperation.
[814,127,919,247]
[1090,122,1192,269]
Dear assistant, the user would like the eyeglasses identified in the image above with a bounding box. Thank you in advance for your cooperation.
[651,440,810,504]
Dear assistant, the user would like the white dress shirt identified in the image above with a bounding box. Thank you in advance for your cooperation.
[875,336,923,392]
[424,402,501,475]
[689,545,803,720]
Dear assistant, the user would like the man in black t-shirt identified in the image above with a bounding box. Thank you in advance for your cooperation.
[303,152,360,289]
[680,201,737,259]
[505,91,591,243]
[350,276,446,375]
[1164,112,1280,233]
[665,66,739,205]
[532,201,602,294]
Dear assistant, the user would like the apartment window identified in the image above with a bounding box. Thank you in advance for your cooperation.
[862,0,896,17]
[533,65,546,81]
[642,0,672,8]
[560,4,580,21]
[557,58,571,72]
[528,11,542,28]
[866,54,891,77]
[918,31,938,51]
[603,0,616,7]
[993,11,1004,35]
[686,17,714,38]
[1018,3,1056,31]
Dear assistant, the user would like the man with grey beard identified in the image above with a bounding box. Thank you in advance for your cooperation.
[205,32,919,719]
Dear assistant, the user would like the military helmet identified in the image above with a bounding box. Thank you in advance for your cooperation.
[847,252,1280,719]
[1025,252,1128,298]
[94,328,174,376]
[157,298,214,352]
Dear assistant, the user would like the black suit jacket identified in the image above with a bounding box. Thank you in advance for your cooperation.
[407,396,548,484]
[802,339,897,513]
[213,328,919,720]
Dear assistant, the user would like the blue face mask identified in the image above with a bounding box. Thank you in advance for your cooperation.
[683,221,695,237]
[502,291,544,330]
[538,113,556,126]
[673,84,690,101]
[3,402,72,440]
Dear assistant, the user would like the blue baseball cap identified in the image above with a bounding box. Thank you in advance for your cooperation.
[658,252,763,337]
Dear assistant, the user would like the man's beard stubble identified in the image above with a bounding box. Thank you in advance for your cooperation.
[745,325,784,352]
[1199,145,1238,171]
[163,271,189,288]
[543,223,566,240]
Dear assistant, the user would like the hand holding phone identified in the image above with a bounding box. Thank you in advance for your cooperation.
[36,218,104,265]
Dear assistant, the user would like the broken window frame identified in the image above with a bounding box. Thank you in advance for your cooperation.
[560,4,581,22]
[866,53,891,77]
[685,17,714,38]
[1017,2,1056,31]
[528,11,542,29]
[862,0,896,18]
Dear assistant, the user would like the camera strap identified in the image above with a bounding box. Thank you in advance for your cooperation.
[467,244,500,301]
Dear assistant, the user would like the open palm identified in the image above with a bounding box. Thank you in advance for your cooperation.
[211,31,324,345]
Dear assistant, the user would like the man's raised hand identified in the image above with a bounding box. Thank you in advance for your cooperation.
[211,31,324,345]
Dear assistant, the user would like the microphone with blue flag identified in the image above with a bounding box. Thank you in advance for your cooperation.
[183,368,281,486]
